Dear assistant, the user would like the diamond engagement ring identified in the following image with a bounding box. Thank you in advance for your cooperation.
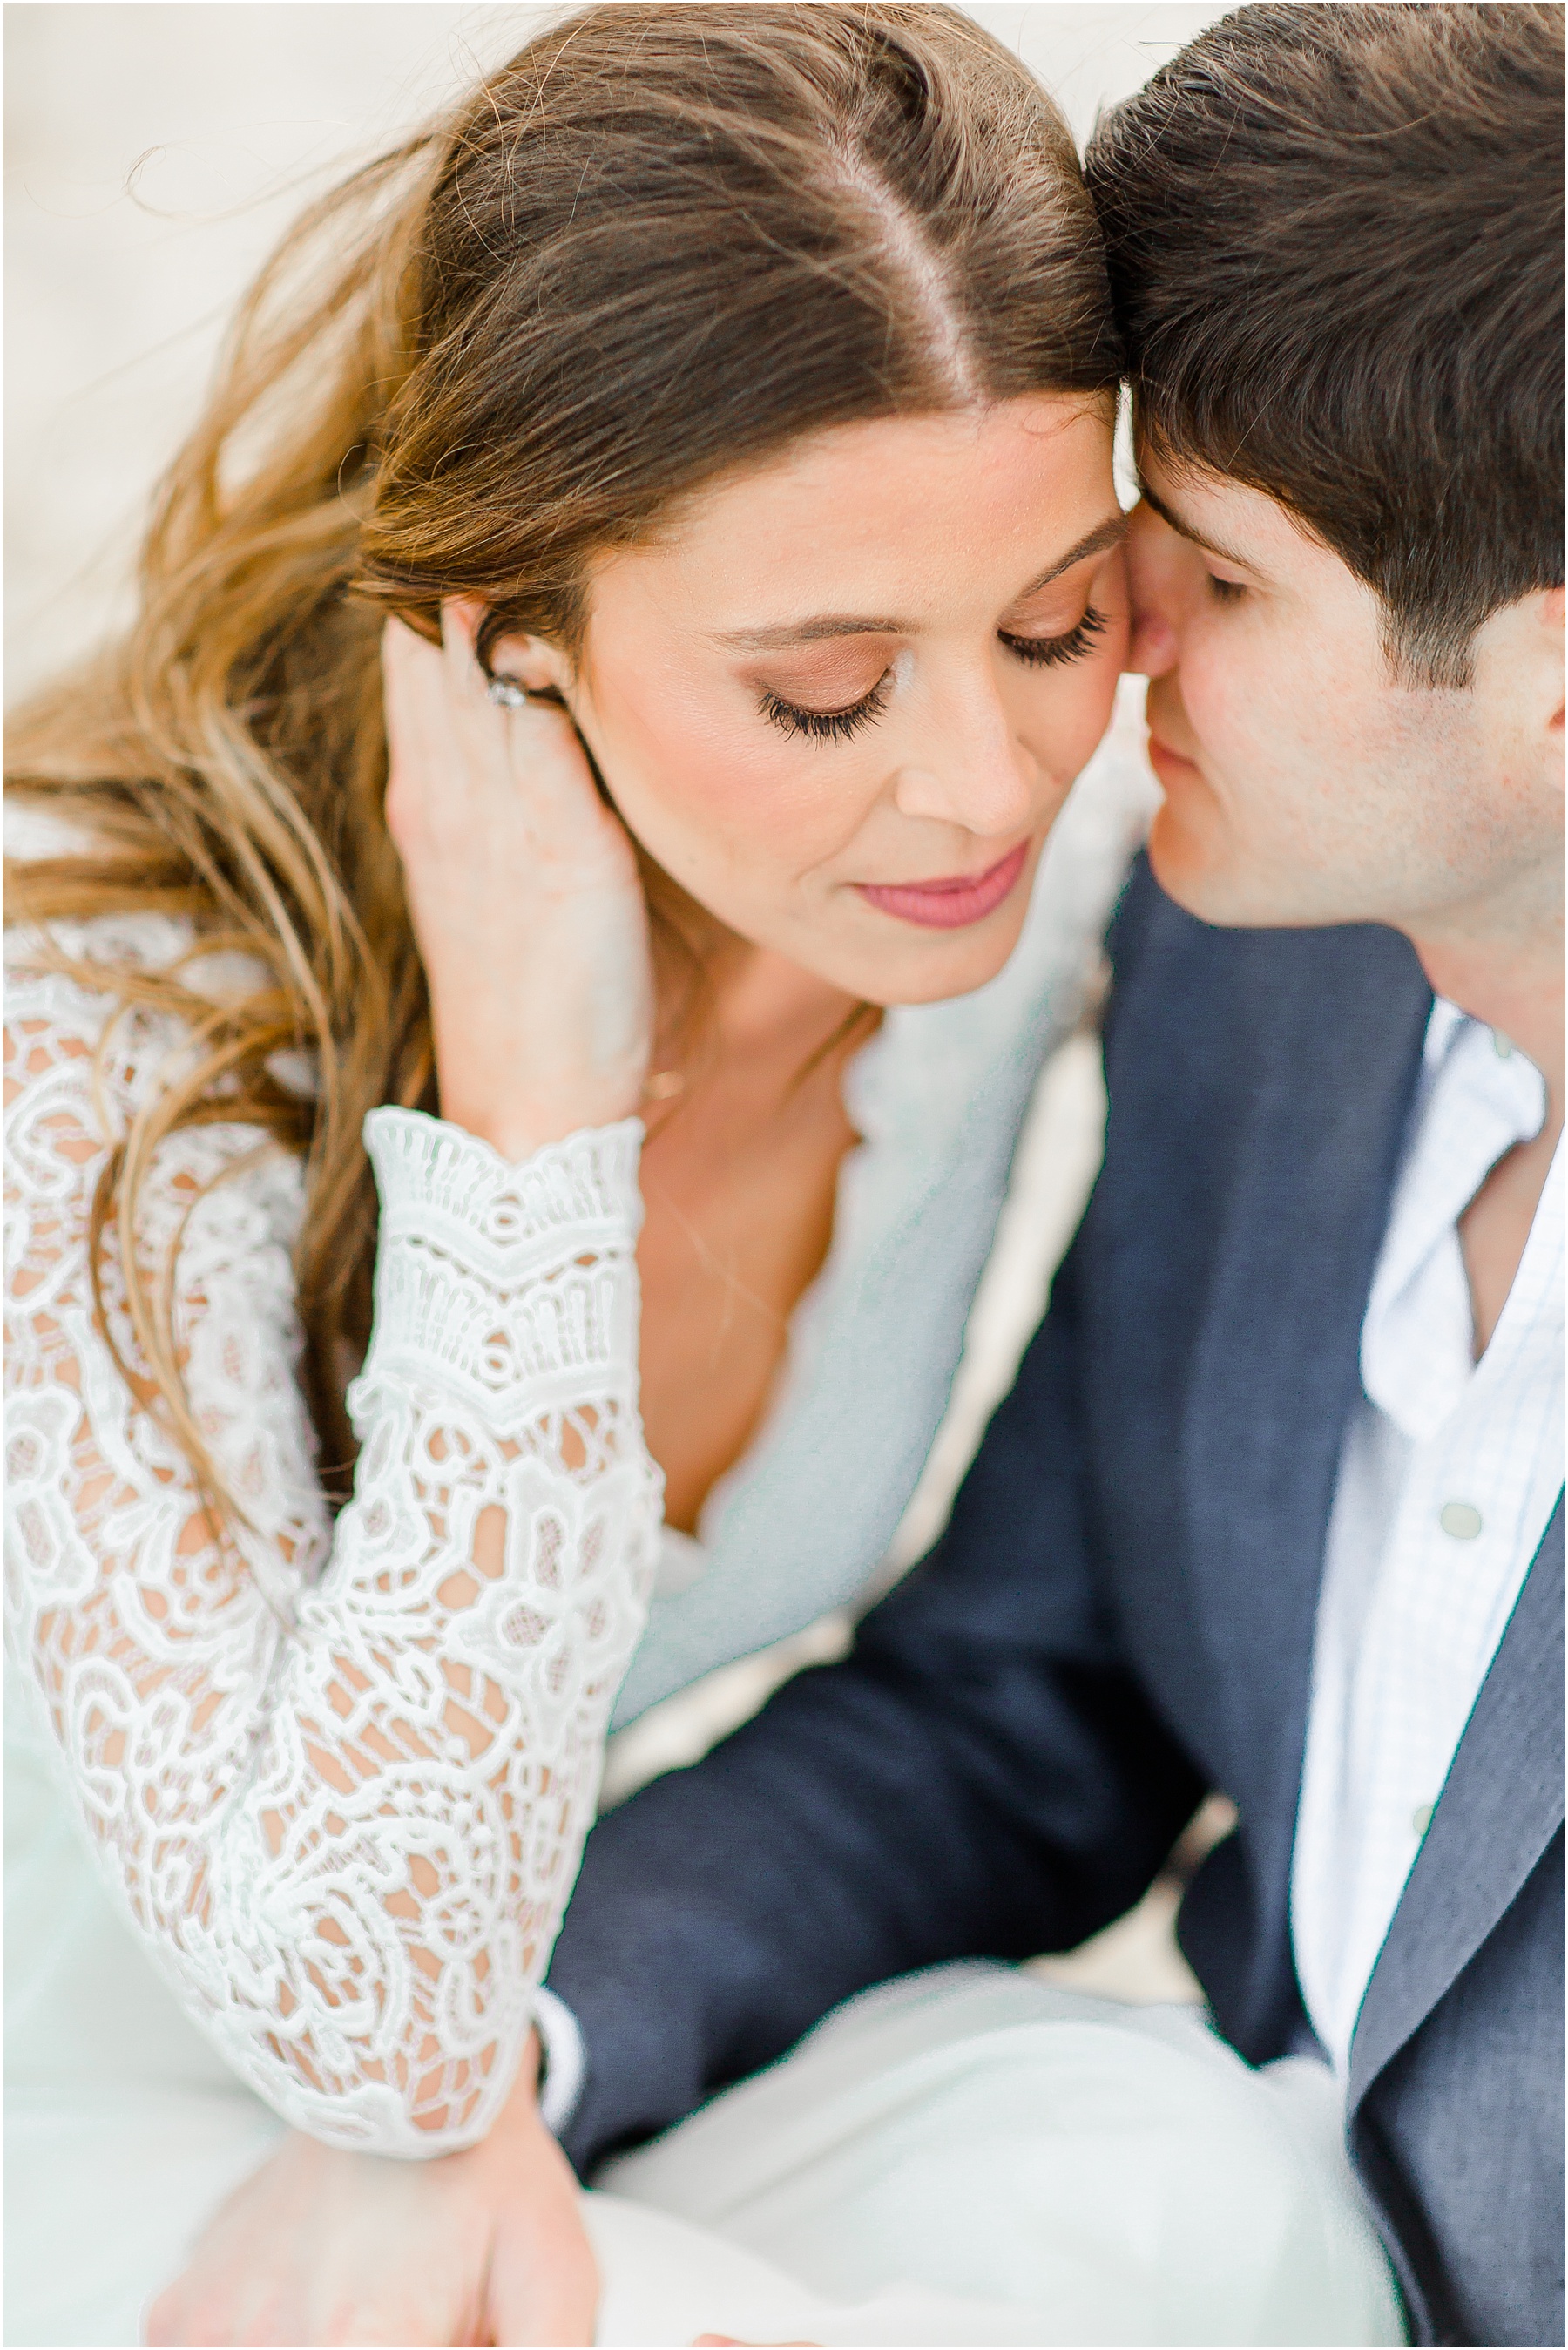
[487,675,530,709]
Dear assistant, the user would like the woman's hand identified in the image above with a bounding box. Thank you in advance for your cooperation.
[145,2035,598,2347]
[382,601,652,1161]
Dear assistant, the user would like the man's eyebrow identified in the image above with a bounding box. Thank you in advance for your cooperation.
[713,511,1128,652]
[1138,479,1255,572]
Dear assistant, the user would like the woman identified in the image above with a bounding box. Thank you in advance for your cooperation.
[4,7,1398,2346]
[5,1,1139,2333]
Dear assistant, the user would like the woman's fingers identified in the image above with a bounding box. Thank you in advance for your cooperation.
[142,2284,182,2344]
[437,601,614,839]
[378,603,652,1157]
[438,593,534,723]
[485,2204,599,2348]
[382,613,613,865]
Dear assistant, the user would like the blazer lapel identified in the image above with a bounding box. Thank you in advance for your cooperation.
[1181,924,1431,2010]
[1348,1496,1565,2111]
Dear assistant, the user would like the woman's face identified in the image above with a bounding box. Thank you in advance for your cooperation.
[523,394,1126,1006]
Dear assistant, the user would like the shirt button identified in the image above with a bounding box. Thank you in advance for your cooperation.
[1412,1802,1435,1838]
[1439,1500,1484,1540]
[1493,1031,1514,1059]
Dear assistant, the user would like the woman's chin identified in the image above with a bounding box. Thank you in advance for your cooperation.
[828,898,1036,1008]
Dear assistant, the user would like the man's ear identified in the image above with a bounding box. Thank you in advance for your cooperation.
[1472,584,1565,767]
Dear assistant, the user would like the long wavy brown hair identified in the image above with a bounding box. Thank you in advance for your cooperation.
[5,1,1119,1506]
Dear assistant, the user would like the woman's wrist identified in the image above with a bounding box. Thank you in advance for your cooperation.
[433,1086,641,1163]
[430,1012,645,1160]
[499,2028,545,2127]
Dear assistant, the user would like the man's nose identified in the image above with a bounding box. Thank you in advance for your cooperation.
[1125,500,1181,680]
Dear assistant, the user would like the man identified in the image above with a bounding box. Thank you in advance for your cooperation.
[536,7,1564,2341]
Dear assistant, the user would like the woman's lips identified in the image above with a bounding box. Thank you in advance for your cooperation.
[855,840,1031,930]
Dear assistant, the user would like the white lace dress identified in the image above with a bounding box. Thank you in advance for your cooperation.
[4,708,1155,2345]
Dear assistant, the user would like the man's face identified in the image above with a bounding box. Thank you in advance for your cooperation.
[1125,451,1564,938]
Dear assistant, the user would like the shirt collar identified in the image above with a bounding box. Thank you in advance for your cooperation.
[1361,1000,1548,1439]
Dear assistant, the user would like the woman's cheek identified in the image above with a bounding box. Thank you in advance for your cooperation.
[1018,654,1124,796]
[603,709,855,892]
[1072,647,1124,762]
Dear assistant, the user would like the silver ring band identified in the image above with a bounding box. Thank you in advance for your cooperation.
[487,675,530,709]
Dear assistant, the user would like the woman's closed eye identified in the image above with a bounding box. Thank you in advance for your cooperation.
[758,599,1112,744]
[997,604,1110,669]
[759,672,892,742]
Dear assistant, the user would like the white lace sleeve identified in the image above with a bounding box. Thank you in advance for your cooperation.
[3,922,661,2155]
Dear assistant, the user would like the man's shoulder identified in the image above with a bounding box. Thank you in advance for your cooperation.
[1105,854,1431,1080]
[1087,857,1434,1300]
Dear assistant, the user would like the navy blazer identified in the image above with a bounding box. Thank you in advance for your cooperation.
[548,861,1565,2349]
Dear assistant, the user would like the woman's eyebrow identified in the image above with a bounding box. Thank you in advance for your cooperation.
[714,511,1128,652]
[1004,511,1129,603]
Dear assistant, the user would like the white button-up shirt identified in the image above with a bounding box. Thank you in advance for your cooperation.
[1291,1001,1565,2076]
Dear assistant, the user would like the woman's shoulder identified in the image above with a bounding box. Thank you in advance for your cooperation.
[4,794,201,989]
[4,798,314,1204]
[5,791,314,1075]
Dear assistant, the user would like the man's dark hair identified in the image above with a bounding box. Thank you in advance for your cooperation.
[1085,3,1565,687]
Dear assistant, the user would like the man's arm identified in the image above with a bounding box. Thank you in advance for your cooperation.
[548,1232,1206,2174]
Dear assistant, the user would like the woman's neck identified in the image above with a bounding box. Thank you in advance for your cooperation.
[637,927,875,1534]
[649,916,867,1097]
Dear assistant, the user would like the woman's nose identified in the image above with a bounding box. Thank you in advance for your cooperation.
[889,696,1035,836]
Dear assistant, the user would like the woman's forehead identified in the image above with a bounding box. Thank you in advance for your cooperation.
[585,398,1120,635]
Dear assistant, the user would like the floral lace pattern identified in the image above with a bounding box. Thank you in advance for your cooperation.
[3,912,660,2154]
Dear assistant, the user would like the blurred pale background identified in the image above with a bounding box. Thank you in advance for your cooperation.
[6,1,1228,697]
[4,0,1232,1994]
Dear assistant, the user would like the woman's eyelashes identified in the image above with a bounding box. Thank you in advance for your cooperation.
[757,603,1112,744]
[759,673,892,742]
[997,603,1110,668]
